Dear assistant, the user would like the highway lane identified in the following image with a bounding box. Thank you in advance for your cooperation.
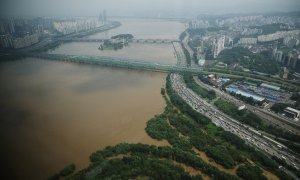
[182,32,197,67]
[170,73,300,171]
[173,41,187,67]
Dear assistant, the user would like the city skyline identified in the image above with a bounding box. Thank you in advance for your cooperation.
[1,0,300,17]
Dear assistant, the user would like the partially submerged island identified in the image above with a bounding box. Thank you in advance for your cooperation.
[98,34,134,50]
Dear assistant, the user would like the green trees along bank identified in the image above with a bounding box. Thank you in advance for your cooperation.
[49,74,293,180]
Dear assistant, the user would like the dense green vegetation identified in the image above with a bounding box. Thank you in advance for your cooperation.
[291,92,300,102]
[60,164,76,177]
[181,43,191,66]
[272,155,300,178]
[236,165,267,180]
[99,39,125,50]
[270,103,290,113]
[198,74,215,86]
[179,31,187,41]
[49,73,294,179]
[187,36,214,60]
[187,27,228,37]
[111,34,133,40]
[183,73,216,101]
[146,114,192,151]
[187,29,206,37]
[291,92,300,107]
[214,99,263,128]
[217,47,279,75]
[187,39,198,52]
[165,74,285,173]
[48,164,76,180]
[88,143,236,180]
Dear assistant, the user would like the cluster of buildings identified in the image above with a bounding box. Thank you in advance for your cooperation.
[0,11,108,49]
[53,10,107,35]
[238,38,258,45]
[196,17,300,76]
[237,30,300,45]
[53,18,102,35]
[241,28,263,36]
[225,81,291,105]
[224,80,299,121]
[205,74,299,120]
[283,36,300,48]
[190,14,298,30]
[206,74,230,87]
[0,17,45,49]
[188,19,210,29]
[257,30,300,42]
[236,30,300,74]
[193,33,233,63]
[0,33,39,49]
[273,47,300,72]
[188,13,300,68]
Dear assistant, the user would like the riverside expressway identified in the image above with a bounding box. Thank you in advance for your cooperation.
[170,73,300,171]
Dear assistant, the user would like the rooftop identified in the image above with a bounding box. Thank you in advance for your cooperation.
[226,87,265,102]
[285,107,300,114]
[260,83,280,91]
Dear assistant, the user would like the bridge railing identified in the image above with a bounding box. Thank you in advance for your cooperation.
[28,53,202,74]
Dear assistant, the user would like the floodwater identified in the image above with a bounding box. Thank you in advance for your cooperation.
[49,42,177,64]
[48,18,185,64]
[0,58,168,179]
[0,18,184,180]
[87,18,186,39]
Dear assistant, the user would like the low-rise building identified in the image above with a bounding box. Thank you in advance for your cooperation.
[260,83,280,91]
[226,86,265,102]
[284,107,300,119]
[257,30,300,42]
[238,38,257,45]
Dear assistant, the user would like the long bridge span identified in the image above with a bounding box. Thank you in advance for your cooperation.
[57,38,179,44]
[28,53,203,74]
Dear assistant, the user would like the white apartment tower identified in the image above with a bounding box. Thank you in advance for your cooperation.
[213,35,225,59]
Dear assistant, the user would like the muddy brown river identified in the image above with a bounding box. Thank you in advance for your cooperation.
[0,19,185,179]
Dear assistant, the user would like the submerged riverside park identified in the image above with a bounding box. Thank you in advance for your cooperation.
[0,18,299,180]
[0,18,183,179]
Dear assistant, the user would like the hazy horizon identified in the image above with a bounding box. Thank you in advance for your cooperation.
[1,0,300,18]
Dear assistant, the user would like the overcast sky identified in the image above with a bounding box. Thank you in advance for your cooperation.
[1,0,300,17]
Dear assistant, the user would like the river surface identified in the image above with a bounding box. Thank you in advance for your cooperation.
[49,42,177,64]
[88,18,186,39]
[0,58,168,179]
[0,19,185,179]
[49,18,185,64]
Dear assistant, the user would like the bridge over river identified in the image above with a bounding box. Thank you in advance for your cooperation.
[56,38,179,44]
[28,53,203,74]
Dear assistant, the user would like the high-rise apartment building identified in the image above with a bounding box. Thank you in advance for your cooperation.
[213,35,225,59]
